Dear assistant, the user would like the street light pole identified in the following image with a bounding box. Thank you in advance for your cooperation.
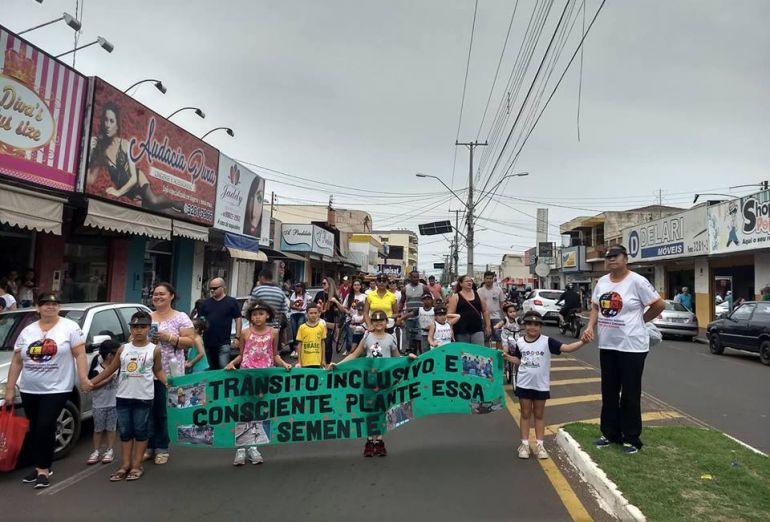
[456,140,487,275]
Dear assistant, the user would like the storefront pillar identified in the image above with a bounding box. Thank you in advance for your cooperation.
[125,237,147,304]
[107,239,129,302]
[191,241,205,305]
[35,234,65,294]
[173,238,195,314]
[693,258,711,329]
[653,265,666,297]
[755,253,770,299]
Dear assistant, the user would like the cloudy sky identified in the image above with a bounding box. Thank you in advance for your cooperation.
[8,0,770,273]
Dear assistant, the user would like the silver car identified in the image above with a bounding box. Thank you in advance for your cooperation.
[652,300,698,340]
[0,302,150,459]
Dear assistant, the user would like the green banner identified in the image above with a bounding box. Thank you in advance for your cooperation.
[167,343,504,448]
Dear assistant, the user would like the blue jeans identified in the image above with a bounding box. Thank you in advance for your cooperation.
[205,343,231,370]
[147,380,169,452]
[116,398,152,442]
[290,313,306,348]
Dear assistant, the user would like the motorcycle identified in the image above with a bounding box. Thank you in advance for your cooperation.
[559,309,583,339]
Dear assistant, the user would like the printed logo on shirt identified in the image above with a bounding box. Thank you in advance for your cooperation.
[27,338,58,362]
[599,291,624,318]
[369,342,383,357]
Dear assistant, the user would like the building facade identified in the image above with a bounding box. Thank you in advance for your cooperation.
[372,229,419,278]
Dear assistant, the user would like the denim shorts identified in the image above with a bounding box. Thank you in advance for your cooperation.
[485,328,502,342]
[93,406,118,432]
[116,397,153,442]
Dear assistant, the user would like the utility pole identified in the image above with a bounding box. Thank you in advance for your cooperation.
[456,140,487,275]
[449,209,462,281]
[270,191,276,220]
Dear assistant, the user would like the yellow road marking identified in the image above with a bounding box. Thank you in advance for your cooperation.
[552,357,578,362]
[551,366,594,372]
[547,394,602,407]
[504,393,593,521]
[550,377,602,386]
[545,410,684,436]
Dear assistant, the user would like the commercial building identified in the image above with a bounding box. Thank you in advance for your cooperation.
[372,229,419,278]
[500,254,534,288]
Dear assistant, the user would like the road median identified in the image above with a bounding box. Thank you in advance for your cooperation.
[558,423,770,521]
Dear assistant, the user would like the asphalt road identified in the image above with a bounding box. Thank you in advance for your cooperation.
[549,326,770,454]
[1,387,580,522]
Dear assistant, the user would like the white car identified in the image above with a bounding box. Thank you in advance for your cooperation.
[522,289,564,324]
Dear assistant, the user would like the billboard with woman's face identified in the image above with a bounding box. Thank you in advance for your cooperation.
[84,78,218,225]
[0,27,88,191]
[214,154,265,239]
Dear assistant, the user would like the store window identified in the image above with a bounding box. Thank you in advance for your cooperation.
[0,223,34,288]
[203,244,230,289]
[61,239,108,303]
[143,240,173,307]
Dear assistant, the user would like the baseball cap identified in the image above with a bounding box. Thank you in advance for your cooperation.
[521,310,544,324]
[604,245,628,258]
[370,311,388,322]
[37,292,61,305]
[129,315,152,326]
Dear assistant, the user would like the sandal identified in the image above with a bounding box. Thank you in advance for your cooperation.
[109,468,129,482]
[154,453,169,465]
[126,468,144,481]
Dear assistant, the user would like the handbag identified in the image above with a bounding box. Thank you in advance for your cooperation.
[0,406,29,472]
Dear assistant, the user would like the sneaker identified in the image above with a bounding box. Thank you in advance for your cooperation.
[621,443,639,454]
[233,448,246,466]
[593,436,613,448]
[517,442,530,459]
[247,446,263,465]
[22,469,53,483]
[535,442,549,460]
[34,474,50,489]
[290,351,298,358]
[374,440,387,457]
[86,449,101,465]
[101,448,114,464]
[363,440,376,458]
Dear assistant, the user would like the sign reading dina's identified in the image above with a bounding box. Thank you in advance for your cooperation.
[214,154,265,238]
[624,206,708,262]
[167,344,504,448]
[708,190,770,254]
[0,27,88,191]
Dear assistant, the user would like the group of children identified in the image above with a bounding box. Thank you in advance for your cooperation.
[83,292,589,475]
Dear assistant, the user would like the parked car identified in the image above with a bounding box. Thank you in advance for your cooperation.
[0,302,151,459]
[521,289,564,324]
[706,301,770,365]
[652,300,698,340]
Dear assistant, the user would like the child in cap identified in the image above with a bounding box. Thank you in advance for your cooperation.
[331,310,416,457]
[295,303,327,368]
[504,310,587,460]
[86,339,120,465]
[427,305,460,348]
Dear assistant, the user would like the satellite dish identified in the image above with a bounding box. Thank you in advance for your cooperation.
[535,263,550,278]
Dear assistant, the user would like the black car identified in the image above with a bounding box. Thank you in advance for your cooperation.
[706,301,770,365]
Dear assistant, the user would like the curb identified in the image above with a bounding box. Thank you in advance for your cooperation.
[556,429,646,522]
[694,337,708,344]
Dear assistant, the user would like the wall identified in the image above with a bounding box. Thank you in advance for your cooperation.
[108,239,128,301]
[173,238,195,313]
[124,237,146,304]
[500,255,530,282]
[693,258,710,329]
[272,205,373,233]
[191,241,205,304]
[35,234,65,293]
[755,253,770,299]
[374,231,418,275]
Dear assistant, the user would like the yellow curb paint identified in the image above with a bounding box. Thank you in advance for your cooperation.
[545,410,684,436]
[552,357,578,362]
[551,366,594,372]
[504,393,593,521]
[550,377,602,386]
[547,394,603,407]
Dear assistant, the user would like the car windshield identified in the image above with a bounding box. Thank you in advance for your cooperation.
[664,301,688,312]
[539,291,563,301]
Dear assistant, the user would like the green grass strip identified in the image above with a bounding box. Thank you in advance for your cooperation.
[563,423,770,522]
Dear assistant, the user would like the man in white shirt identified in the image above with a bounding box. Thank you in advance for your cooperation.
[477,271,505,349]
[583,245,665,453]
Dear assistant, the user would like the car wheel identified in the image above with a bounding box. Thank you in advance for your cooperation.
[760,340,770,366]
[53,400,81,460]
[709,334,724,355]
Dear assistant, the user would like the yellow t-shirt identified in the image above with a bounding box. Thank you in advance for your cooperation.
[296,322,327,367]
[366,291,398,317]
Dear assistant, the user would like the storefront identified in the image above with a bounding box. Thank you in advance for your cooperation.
[281,224,336,285]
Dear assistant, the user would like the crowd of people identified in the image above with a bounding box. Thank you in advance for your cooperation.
[0,269,37,311]
[4,246,669,487]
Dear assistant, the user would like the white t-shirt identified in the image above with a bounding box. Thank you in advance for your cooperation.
[418,307,435,333]
[92,363,118,409]
[592,271,660,353]
[2,294,17,309]
[513,335,562,391]
[117,342,157,401]
[14,318,86,394]
[432,321,453,347]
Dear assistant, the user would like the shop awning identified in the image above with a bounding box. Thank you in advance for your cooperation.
[227,248,268,262]
[259,246,306,262]
[223,231,266,261]
[172,220,209,242]
[84,199,171,240]
[0,184,65,235]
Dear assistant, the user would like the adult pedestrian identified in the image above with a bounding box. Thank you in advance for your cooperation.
[289,282,312,358]
[146,282,194,465]
[314,277,344,365]
[18,270,35,308]
[3,293,89,488]
[401,270,427,353]
[250,269,290,331]
[478,271,505,348]
[426,275,443,301]
[673,286,693,312]
[362,273,399,331]
[0,277,17,310]
[339,276,351,302]
[446,274,491,345]
[582,245,665,453]
[344,279,367,308]
[198,278,243,370]
[762,286,770,301]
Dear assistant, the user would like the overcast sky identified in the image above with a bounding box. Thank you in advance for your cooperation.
[8,0,770,273]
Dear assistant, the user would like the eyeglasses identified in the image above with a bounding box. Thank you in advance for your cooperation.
[209,286,223,292]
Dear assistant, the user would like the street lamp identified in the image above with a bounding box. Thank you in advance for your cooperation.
[201,127,235,139]
[416,171,529,274]
[167,107,205,120]
[124,79,167,94]
[55,36,113,58]
[18,12,81,35]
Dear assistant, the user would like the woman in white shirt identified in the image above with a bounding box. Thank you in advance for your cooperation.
[4,293,89,489]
